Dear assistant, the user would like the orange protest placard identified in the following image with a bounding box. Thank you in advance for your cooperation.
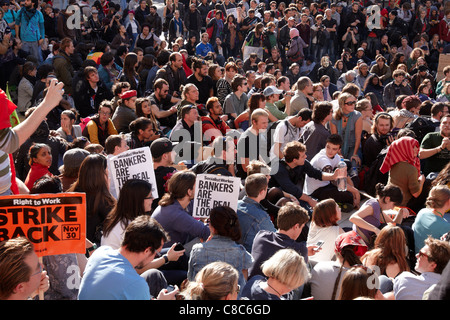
[0,193,86,257]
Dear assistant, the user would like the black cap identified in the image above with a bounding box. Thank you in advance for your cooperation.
[150,138,173,159]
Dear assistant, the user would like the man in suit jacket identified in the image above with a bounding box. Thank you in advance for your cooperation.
[320,75,337,101]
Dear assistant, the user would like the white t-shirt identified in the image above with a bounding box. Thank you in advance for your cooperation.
[307,222,343,263]
[269,118,301,161]
[101,220,130,250]
[303,148,340,195]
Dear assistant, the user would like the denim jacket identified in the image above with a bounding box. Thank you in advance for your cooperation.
[151,200,210,248]
[237,196,276,252]
[188,235,253,289]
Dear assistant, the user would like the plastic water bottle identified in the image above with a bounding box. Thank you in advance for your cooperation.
[337,158,347,192]
[350,159,358,178]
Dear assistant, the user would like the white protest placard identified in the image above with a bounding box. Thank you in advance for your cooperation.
[193,174,240,218]
[226,8,238,19]
[107,147,158,199]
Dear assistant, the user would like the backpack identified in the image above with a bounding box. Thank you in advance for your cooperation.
[363,146,389,197]
[405,116,436,144]
[266,119,289,156]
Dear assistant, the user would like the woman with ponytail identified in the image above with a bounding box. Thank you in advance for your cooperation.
[182,262,240,300]
[24,143,53,190]
[349,183,410,247]
[413,185,450,254]
[187,206,253,291]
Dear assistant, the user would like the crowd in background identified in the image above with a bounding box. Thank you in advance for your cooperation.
[0,0,450,302]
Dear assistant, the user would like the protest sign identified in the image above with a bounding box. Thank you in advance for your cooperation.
[108,147,158,199]
[193,174,240,218]
[0,193,86,257]
[226,8,238,19]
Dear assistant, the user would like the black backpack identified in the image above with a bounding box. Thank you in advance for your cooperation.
[405,116,436,144]
[363,146,389,197]
[266,119,289,156]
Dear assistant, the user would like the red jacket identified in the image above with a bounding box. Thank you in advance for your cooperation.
[201,116,230,144]
[439,19,450,43]
[25,163,53,191]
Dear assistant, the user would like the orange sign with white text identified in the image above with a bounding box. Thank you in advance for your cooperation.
[0,193,86,257]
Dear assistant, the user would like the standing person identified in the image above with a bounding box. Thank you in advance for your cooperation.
[0,237,49,300]
[15,0,44,63]
[78,215,179,300]
[286,27,307,67]
[188,206,253,290]
[241,22,264,62]
[24,143,53,190]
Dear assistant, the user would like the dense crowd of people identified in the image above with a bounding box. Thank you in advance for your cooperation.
[0,0,450,302]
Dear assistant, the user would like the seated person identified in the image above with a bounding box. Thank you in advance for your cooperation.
[236,173,276,253]
[303,134,360,209]
[391,237,450,300]
[149,138,178,211]
[300,101,333,161]
[149,79,180,131]
[248,202,312,279]
[201,96,231,145]
[111,90,138,134]
[362,112,394,168]
[419,115,450,178]
[190,136,235,176]
[269,141,341,213]
[82,100,118,147]
[236,109,269,179]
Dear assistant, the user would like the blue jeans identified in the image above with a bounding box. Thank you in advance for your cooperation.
[310,43,323,63]
[22,41,43,64]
